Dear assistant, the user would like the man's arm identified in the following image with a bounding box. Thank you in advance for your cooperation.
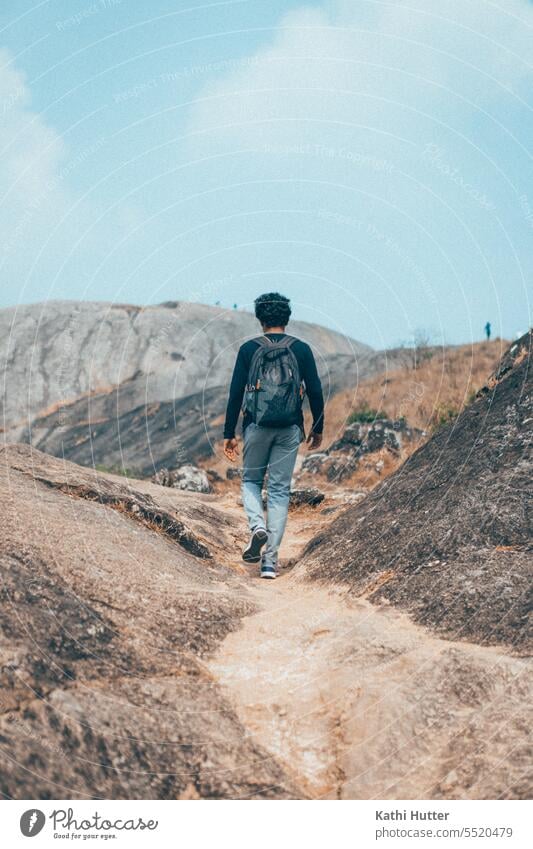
[301,343,324,438]
[223,345,248,440]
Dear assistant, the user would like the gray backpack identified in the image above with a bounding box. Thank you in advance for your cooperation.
[243,335,304,428]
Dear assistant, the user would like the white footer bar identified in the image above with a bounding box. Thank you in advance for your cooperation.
[4,799,531,848]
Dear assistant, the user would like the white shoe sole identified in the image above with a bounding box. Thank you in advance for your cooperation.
[242,528,268,563]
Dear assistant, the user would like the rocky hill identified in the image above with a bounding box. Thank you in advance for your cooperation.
[0,443,301,799]
[3,302,504,481]
[299,331,532,654]
[1,334,530,801]
[15,348,413,477]
[0,300,369,431]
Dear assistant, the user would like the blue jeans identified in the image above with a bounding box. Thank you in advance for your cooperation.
[241,422,302,569]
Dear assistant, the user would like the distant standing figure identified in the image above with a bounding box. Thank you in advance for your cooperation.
[485,321,491,340]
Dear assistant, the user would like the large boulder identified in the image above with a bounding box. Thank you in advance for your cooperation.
[152,464,211,493]
[173,464,211,493]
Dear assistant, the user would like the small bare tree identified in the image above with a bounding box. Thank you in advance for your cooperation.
[411,329,433,370]
[395,329,434,371]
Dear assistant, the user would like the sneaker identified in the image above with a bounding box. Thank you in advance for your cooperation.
[242,528,268,563]
[260,564,276,580]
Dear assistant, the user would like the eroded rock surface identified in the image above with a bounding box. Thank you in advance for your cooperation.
[210,583,532,800]
[299,332,532,653]
[0,444,303,799]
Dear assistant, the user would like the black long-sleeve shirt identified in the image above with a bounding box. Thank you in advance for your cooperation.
[224,333,324,439]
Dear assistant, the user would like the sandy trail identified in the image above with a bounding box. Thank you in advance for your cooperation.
[208,503,533,800]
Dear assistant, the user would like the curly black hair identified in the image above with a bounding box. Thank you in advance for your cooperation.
[254,292,292,328]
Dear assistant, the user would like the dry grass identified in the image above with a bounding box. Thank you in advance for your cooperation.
[295,339,508,492]
[314,339,507,446]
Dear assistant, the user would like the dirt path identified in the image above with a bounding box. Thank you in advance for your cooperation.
[208,502,533,800]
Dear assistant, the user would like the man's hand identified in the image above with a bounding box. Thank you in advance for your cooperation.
[306,431,323,451]
[223,437,240,462]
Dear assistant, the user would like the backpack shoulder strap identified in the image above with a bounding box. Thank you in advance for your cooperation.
[251,334,299,352]
[264,334,298,350]
[248,338,270,374]
[252,335,273,348]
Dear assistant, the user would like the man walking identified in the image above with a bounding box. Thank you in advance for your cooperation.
[223,293,324,579]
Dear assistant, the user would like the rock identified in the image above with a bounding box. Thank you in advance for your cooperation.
[206,468,223,484]
[300,330,533,654]
[0,443,302,800]
[226,466,242,480]
[299,417,424,485]
[152,467,174,487]
[152,464,211,493]
[172,464,211,493]
[326,455,359,482]
[330,422,363,450]
[289,489,325,508]
[366,420,387,451]
[300,452,329,474]
[384,429,401,453]
[300,451,358,483]
[477,331,531,395]
[339,491,366,504]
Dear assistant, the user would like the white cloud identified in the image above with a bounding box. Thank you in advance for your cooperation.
[186,0,532,150]
[0,49,148,305]
[179,0,532,346]
[0,48,72,292]
[0,49,66,204]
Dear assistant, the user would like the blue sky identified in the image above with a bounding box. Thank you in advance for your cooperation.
[0,0,531,348]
